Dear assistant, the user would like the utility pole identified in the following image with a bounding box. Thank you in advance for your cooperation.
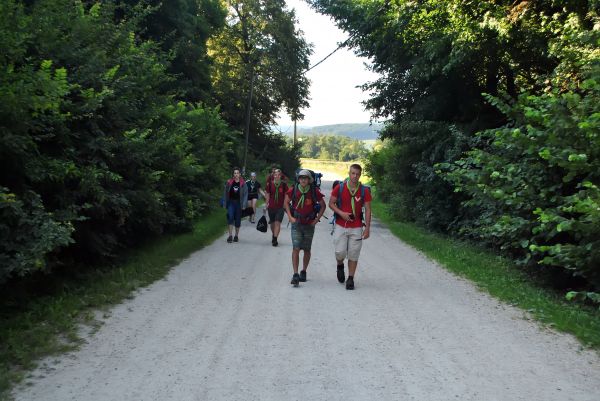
[293,119,297,147]
[242,68,255,175]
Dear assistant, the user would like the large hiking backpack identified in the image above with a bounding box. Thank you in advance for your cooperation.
[290,170,321,220]
[332,179,369,224]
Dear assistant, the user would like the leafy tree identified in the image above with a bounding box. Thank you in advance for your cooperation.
[208,0,311,170]
[0,0,232,281]
[440,14,600,288]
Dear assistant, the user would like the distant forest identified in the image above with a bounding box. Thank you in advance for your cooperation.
[275,123,383,140]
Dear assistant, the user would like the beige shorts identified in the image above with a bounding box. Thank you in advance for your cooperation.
[333,226,363,261]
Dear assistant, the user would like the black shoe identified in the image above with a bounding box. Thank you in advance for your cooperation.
[337,264,345,283]
[227,235,233,243]
[291,273,300,287]
[233,235,239,242]
[299,270,307,282]
[346,276,354,290]
[272,237,278,247]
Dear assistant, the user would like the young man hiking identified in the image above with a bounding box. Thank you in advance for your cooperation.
[284,170,326,287]
[328,164,372,290]
[223,167,248,243]
[264,169,288,246]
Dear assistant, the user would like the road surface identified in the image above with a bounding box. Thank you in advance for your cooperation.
[13,179,600,401]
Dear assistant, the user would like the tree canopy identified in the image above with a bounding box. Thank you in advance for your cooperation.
[0,0,311,283]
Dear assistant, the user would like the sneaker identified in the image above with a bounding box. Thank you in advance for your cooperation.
[346,276,355,290]
[227,235,233,243]
[272,237,278,247]
[291,273,300,287]
[299,270,307,282]
[337,264,345,283]
[233,235,239,242]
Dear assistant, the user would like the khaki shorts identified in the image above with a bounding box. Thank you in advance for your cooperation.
[333,226,363,261]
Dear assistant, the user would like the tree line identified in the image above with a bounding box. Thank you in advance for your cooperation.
[312,1,600,297]
[298,134,369,161]
[0,0,311,284]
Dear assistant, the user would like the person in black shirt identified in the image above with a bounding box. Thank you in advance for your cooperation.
[246,172,265,223]
[223,167,248,243]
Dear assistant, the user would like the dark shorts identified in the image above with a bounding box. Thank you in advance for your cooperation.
[268,208,285,223]
[248,194,259,200]
[290,223,315,250]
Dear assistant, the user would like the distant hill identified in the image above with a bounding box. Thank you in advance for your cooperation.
[272,123,383,140]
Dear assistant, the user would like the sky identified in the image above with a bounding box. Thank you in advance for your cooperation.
[275,0,380,131]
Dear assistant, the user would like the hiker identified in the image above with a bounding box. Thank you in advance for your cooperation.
[223,167,248,243]
[266,164,288,188]
[264,168,289,246]
[246,172,265,223]
[328,164,372,290]
[284,169,326,287]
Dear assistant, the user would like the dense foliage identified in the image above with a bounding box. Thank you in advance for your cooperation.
[313,0,600,292]
[299,134,369,161]
[0,0,309,283]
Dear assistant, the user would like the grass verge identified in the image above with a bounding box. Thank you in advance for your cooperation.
[0,208,226,399]
[371,197,600,350]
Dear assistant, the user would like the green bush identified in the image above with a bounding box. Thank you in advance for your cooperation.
[439,15,600,288]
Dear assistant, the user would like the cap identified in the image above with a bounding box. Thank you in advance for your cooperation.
[297,169,313,183]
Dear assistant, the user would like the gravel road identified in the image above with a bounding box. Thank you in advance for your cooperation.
[13,179,600,401]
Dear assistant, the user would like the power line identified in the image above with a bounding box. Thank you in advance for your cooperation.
[303,37,351,74]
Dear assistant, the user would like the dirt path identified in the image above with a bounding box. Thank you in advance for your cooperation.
[13,179,600,401]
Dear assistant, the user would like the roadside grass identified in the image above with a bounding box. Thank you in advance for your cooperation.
[371,197,600,350]
[0,208,226,399]
[300,158,370,182]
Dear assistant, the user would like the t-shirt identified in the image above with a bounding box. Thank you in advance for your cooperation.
[331,182,372,228]
[229,181,241,200]
[247,180,261,196]
[266,180,288,209]
[287,185,324,225]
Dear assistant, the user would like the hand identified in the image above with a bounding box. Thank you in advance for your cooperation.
[310,217,320,226]
[362,227,370,240]
[342,211,354,221]
[289,216,297,224]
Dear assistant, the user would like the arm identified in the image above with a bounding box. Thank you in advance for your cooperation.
[328,194,353,221]
[284,193,296,224]
[362,201,371,239]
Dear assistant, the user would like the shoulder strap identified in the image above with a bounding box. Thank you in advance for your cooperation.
[336,180,345,208]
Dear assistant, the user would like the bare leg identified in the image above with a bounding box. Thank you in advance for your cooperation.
[302,250,311,271]
[292,249,300,274]
[273,221,281,238]
[348,260,358,277]
[235,226,240,236]
[228,225,233,236]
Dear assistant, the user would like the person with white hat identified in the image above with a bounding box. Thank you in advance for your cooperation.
[284,169,326,287]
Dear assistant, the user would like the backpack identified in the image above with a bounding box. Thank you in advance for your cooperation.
[290,172,321,220]
[332,179,369,224]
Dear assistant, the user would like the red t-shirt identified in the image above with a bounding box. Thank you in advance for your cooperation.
[331,182,372,228]
[266,180,288,209]
[286,185,324,225]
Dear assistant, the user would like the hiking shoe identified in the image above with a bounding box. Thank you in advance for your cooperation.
[299,270,307,282]
[272,237,278,247]
[291,273,300,287]
[337,264,345,283]
[346,276,355,290]
[233,235,239,242]
[227,235,233,243]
